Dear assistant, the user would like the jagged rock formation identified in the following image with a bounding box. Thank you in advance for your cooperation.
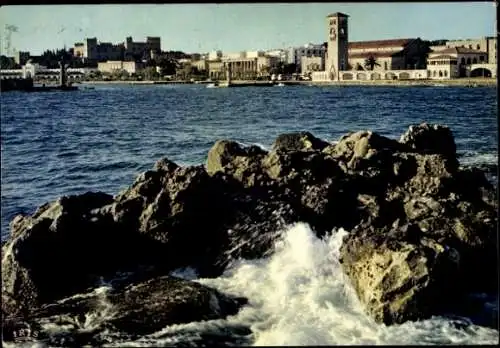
[2,123,497,341]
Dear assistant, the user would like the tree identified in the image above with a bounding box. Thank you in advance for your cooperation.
[0,55,18,69]
[157,56,179,76]
[364,55,381,71]
[143,66,159,80]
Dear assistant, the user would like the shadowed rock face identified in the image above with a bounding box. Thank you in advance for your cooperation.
[2,122,497,329]
[3,275,247,345]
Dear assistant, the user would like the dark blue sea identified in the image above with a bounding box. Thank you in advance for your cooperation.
[1,83,498,345]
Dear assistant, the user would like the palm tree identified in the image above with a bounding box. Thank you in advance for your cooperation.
[364,55,380,71]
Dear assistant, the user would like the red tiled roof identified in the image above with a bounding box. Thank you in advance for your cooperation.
[348,51,399,59]
[431,47,487,55]
[348,38,415,49]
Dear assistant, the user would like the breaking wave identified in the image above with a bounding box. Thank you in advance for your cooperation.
[3,223,498,346]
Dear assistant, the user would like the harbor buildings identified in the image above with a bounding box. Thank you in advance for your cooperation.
[73,36,161,62]
[431,37,497,64]
[14,51,30,66]
[287,43,326,72]
[347,38,428,71]
[301,56,324,75]
[427,46,494,79]
[204,50,281,80]
[97,60,143,74]
[314,11,496,81]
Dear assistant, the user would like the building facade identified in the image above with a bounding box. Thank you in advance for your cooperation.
[74,36,161,62]
[301,56,325,75]
[430,36,497,65]
[97,60,143,74]
[325,12,349,80]
[287,43,326,72]
[347,38,428,71]
[14,51,30,65]
[427,46,490,79]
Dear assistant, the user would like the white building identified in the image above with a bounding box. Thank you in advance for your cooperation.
[287,43,326,72]
[427,47,492,79]
[97,61,143,75]
[265,49,288,63]
[208,50,223,61]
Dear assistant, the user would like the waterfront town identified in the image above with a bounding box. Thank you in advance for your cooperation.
[0,12,497,84]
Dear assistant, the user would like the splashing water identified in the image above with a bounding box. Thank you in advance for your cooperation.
[195,222,498,346]
[4,223,498,346]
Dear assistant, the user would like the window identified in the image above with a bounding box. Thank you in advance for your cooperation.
[384,61,388,70]
[433,70,437,77]
[444,70,448,77]
[439,71,443,77]
[476,44,480,50]
[468,45,472,49]
[466,58,471,64]
[473,58,477,64]
[461,57,465,65]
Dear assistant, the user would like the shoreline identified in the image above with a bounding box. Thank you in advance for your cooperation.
[80,78,496,87]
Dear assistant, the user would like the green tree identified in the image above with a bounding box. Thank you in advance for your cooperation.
[364,55,380,71]
[0,55,18,69]
[143,66,160,80]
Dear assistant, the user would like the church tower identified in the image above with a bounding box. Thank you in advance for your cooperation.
[325,12,349,80]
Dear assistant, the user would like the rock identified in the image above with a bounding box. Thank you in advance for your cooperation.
[2,123,497,330]
[120,164,232,276]
[399,123,458,168]
[3,275,247,345]
[340,222,462,325]
[2,192,115,318]
[271,131,329,153]
[206,140,269,188]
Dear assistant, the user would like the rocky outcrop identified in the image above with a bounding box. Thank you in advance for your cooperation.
[2,275,247,345]
[2,122,497,331]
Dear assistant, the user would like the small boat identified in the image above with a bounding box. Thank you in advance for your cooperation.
[207,81,219,88]
[276,82,285,87]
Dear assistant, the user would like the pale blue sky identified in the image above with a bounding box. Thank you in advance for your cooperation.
[0,3,496,56]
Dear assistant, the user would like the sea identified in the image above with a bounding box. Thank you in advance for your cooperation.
[1,83,498,346]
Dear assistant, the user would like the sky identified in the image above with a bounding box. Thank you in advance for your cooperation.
[0,2,496,56]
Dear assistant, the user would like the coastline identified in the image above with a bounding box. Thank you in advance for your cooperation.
[80,78,496,87]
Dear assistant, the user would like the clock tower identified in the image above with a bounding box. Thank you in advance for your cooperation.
[325,12,349,80]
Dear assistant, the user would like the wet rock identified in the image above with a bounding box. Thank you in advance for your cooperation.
[206,140,269,188]
[3,276,247,344]
[271,131,329,153]
[2,123,497,329]
[399,123,458,168]
[2,192,115,317]
[339,222,462,325]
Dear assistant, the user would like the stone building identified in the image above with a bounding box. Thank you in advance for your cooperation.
[97,60,143,75]
[74,36,161,62]
[325,12,349,80]
[124,36,161,60]
[426,47,490,79]
[206,53,280,80]
[430,36,497,65]
[287,43,326,73]
[301,56,325,75]
[14,51,30,66]
[208,60,225,80]
[191,59,208,72]
[347,38,428,71]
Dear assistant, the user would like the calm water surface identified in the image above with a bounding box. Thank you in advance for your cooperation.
[1,84,497,238]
